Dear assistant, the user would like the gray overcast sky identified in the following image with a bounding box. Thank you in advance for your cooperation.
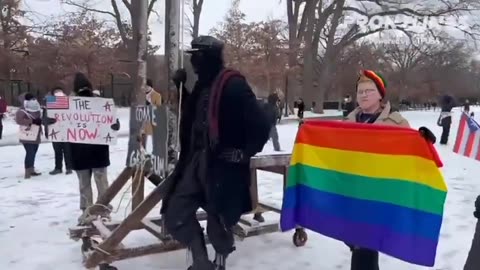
[22,0,285,51]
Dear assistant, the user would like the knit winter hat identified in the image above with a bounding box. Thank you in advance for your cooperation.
[357,70,387,98]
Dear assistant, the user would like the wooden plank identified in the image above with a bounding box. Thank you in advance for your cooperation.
[249,168,259,212]
[92,220,113,239]
[96,167,132,206]
[250,154,291,168]
[142,219,169,241]
[84,177,174,268]
[87,223,279,265]
[258,166,285,174]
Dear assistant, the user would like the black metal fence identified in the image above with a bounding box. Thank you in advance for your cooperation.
[0,76,135,107]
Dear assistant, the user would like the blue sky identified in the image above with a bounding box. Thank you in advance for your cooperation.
[22,0,286,50]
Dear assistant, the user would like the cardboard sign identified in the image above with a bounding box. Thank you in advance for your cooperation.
[46,96,117,145]
[126,105,169,178]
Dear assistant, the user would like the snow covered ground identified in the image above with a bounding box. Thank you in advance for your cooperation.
[0,107,478,270]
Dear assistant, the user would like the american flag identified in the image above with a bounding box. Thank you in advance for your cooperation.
[453,112,480,160]
[46,95,69,110]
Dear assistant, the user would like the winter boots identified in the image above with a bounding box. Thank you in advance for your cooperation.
[49,168,73,175]
[187,233,215,270]
[24,168,41,179]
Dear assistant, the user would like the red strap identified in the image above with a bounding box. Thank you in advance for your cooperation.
[208,69,243,144]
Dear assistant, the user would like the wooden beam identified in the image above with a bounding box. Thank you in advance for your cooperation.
[250,154,291,168]
[142,219,170,241]
[97,167,132,206]
[92,220,113,239]
[84,175,176,268]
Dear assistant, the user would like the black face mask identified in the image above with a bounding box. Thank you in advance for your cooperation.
[190,52,205,74]
[190,50,224,83]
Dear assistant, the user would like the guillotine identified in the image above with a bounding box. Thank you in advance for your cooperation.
[67,1,307,269]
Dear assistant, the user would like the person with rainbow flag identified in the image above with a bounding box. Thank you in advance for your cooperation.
[344,70,437,269]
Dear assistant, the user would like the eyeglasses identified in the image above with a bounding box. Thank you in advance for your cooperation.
[357,89,377,96]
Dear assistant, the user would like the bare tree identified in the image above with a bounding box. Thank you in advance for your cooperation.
[186,0,204,38]
[286,0,480,112]
[61,0,159,51]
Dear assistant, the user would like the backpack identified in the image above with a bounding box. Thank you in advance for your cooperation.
[209,69,272,154]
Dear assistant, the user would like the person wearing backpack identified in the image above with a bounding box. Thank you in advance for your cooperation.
[161,36,271,270]
[0,95,7,139]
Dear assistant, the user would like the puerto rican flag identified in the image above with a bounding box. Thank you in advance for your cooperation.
[46,95,69,110]
[453,112,480,160]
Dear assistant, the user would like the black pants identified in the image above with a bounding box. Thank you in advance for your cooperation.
[298,109,304,119]
[164,153,234,256]
[0,116,3,139]
[52,142,72,170]
[440,124,451,144]
[351,248,379,270]
[23,143,39,169]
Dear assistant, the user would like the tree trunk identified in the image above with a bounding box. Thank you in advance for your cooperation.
[192,0,203,39]
[125,0,148,166]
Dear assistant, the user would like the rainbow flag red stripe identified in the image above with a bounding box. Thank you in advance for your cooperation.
[280,120,447,266]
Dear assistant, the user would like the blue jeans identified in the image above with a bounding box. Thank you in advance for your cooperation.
[23,143,39,169]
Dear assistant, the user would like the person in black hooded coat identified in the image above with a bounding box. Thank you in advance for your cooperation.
[70,73,120,221]
[437,95,455,145]
[161,36,271,270]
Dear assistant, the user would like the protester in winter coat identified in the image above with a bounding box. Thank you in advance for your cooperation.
[70,73,120,221]
[464,99,471,114]
[141,78,162,148]
[297,98,305,119]
[0,95,7,139]
[265,93,281,151]
[47,87,73,175]
[438,95,455,145]
[345,70,435,270]
[163,36,271,270]
[15,93,45,178]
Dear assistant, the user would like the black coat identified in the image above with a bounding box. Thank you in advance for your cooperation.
[70,143,110,171]
[162,74,270,227]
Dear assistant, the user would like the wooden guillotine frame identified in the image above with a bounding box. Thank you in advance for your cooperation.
[67,1,307,269]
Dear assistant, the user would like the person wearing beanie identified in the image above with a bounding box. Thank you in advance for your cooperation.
[345,70,436,270]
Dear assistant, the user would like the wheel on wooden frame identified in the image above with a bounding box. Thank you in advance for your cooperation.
[292,228,308,247]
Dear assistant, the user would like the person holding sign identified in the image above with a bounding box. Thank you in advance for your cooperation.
[15,93,47,179]
[47,87,73,175]
[70,73,120,222]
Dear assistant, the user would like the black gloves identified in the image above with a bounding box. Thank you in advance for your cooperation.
[45,117,56,125]
[111,119,120,131]
[419,126,436,144]
[474,195,480,219]
[32,118,42,125]
[172,68,187,89]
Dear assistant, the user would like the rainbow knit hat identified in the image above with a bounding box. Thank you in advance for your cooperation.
[357,70,387,98]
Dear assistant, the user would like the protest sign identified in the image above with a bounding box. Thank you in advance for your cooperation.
[126,104,169,178]
[46,96,117,145]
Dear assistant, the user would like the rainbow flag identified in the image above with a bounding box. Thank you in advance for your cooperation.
[280,120,447,266]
